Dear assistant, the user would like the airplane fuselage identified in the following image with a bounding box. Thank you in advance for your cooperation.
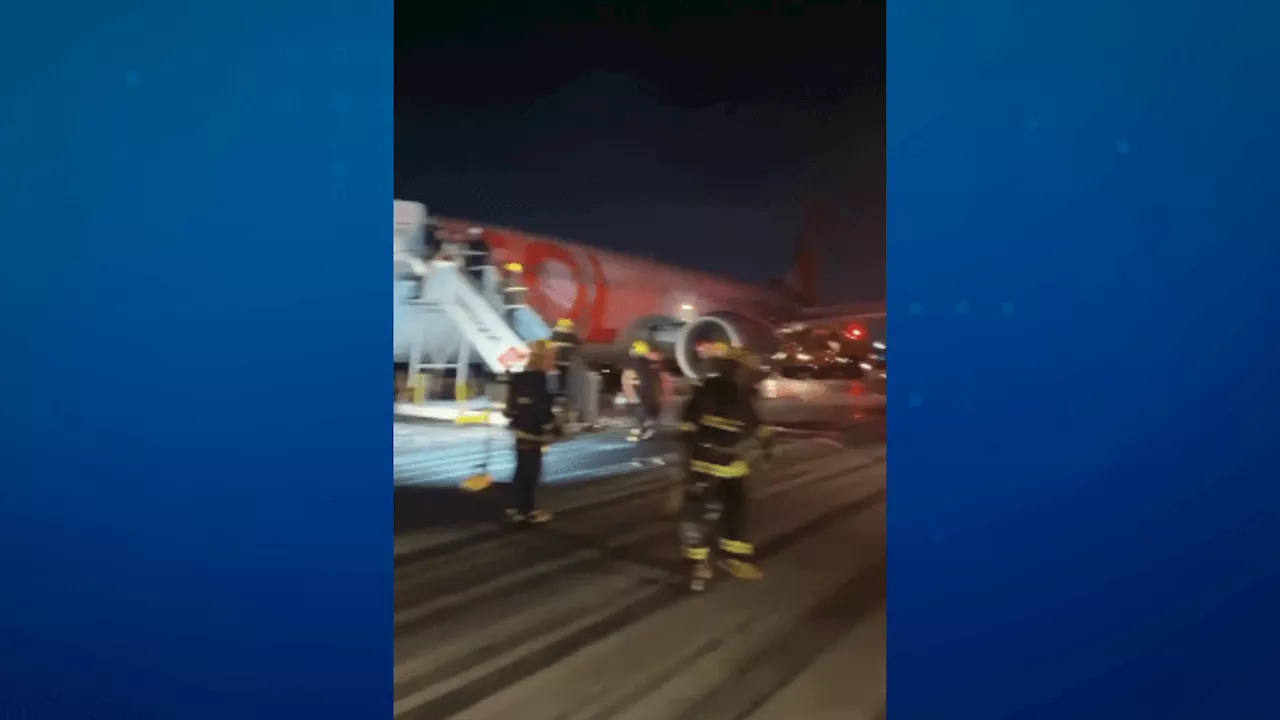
[433,217,802,352]
[397,198,884,381]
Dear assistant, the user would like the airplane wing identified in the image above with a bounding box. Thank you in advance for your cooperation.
[778,304,885,340]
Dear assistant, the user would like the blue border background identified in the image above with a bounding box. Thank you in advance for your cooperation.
[1,2,391,717]
[4,0,1280,717]
[890,0,1280,718]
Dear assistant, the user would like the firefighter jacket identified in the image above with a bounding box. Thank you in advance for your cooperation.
[679,373,774,478]
[504,370,557,443]
[549,330,581,369]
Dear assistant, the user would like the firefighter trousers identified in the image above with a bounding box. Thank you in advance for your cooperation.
[680,471,753,564]
[511,440,543,515]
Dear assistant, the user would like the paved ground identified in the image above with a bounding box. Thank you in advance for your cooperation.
[393,411,886,720]
[393,391,883,489]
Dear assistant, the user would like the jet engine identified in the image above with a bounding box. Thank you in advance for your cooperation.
[671,311,780,380]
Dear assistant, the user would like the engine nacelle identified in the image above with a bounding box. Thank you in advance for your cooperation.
[672,311,780,380]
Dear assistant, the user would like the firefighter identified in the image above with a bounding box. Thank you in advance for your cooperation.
[549,318,582,430]
[424,217,442,259]
[623,340,664,442]
[678,346,774,590]
[502,340,558,524]
[500,262,526,324]
[464,226,488,285]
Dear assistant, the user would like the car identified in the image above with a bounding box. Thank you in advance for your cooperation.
[860,341,886,396]
[765,325,870,380]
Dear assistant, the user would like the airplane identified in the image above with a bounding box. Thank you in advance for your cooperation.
[395,199,884,382]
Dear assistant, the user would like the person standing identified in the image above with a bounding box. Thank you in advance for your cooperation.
[424,217,442,259]
[502,340,558,525]
[500,261,526,325]
[623,340,664,442]
[464,226,489,286]
[549,318,582,430]
[677,347,773,590]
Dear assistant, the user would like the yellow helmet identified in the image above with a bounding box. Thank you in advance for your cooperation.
[630,340,650,356]
[555,318,575,332]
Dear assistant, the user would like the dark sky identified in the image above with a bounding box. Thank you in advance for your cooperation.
[395,0,885,303]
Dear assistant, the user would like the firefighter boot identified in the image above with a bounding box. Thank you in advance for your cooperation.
[690,561,714,593]
[506,508,553,525]
[718,559,765,581]
[717,539,764,580]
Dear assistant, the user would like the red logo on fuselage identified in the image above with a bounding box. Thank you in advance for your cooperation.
[497,346,528,369]
[436,219,617,345]
[517,240,613,344]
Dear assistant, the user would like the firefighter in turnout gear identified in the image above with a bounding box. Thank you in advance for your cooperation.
[678,346,774,590]
[463,226,489,285]
[500,262,526,325]
[549,318,582,432]
[502,340,558,524]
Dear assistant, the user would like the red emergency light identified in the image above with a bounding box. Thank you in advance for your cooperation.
[844,323,865,340]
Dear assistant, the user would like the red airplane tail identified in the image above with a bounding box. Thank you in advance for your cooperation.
[779,204,831,308]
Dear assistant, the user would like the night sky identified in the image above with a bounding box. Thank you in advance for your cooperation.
[395,0,885,303]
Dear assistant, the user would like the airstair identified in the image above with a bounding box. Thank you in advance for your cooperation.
[408,260,532,374]
[393,201,552,422]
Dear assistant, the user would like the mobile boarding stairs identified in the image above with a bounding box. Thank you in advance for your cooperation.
[394,242,552,425]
